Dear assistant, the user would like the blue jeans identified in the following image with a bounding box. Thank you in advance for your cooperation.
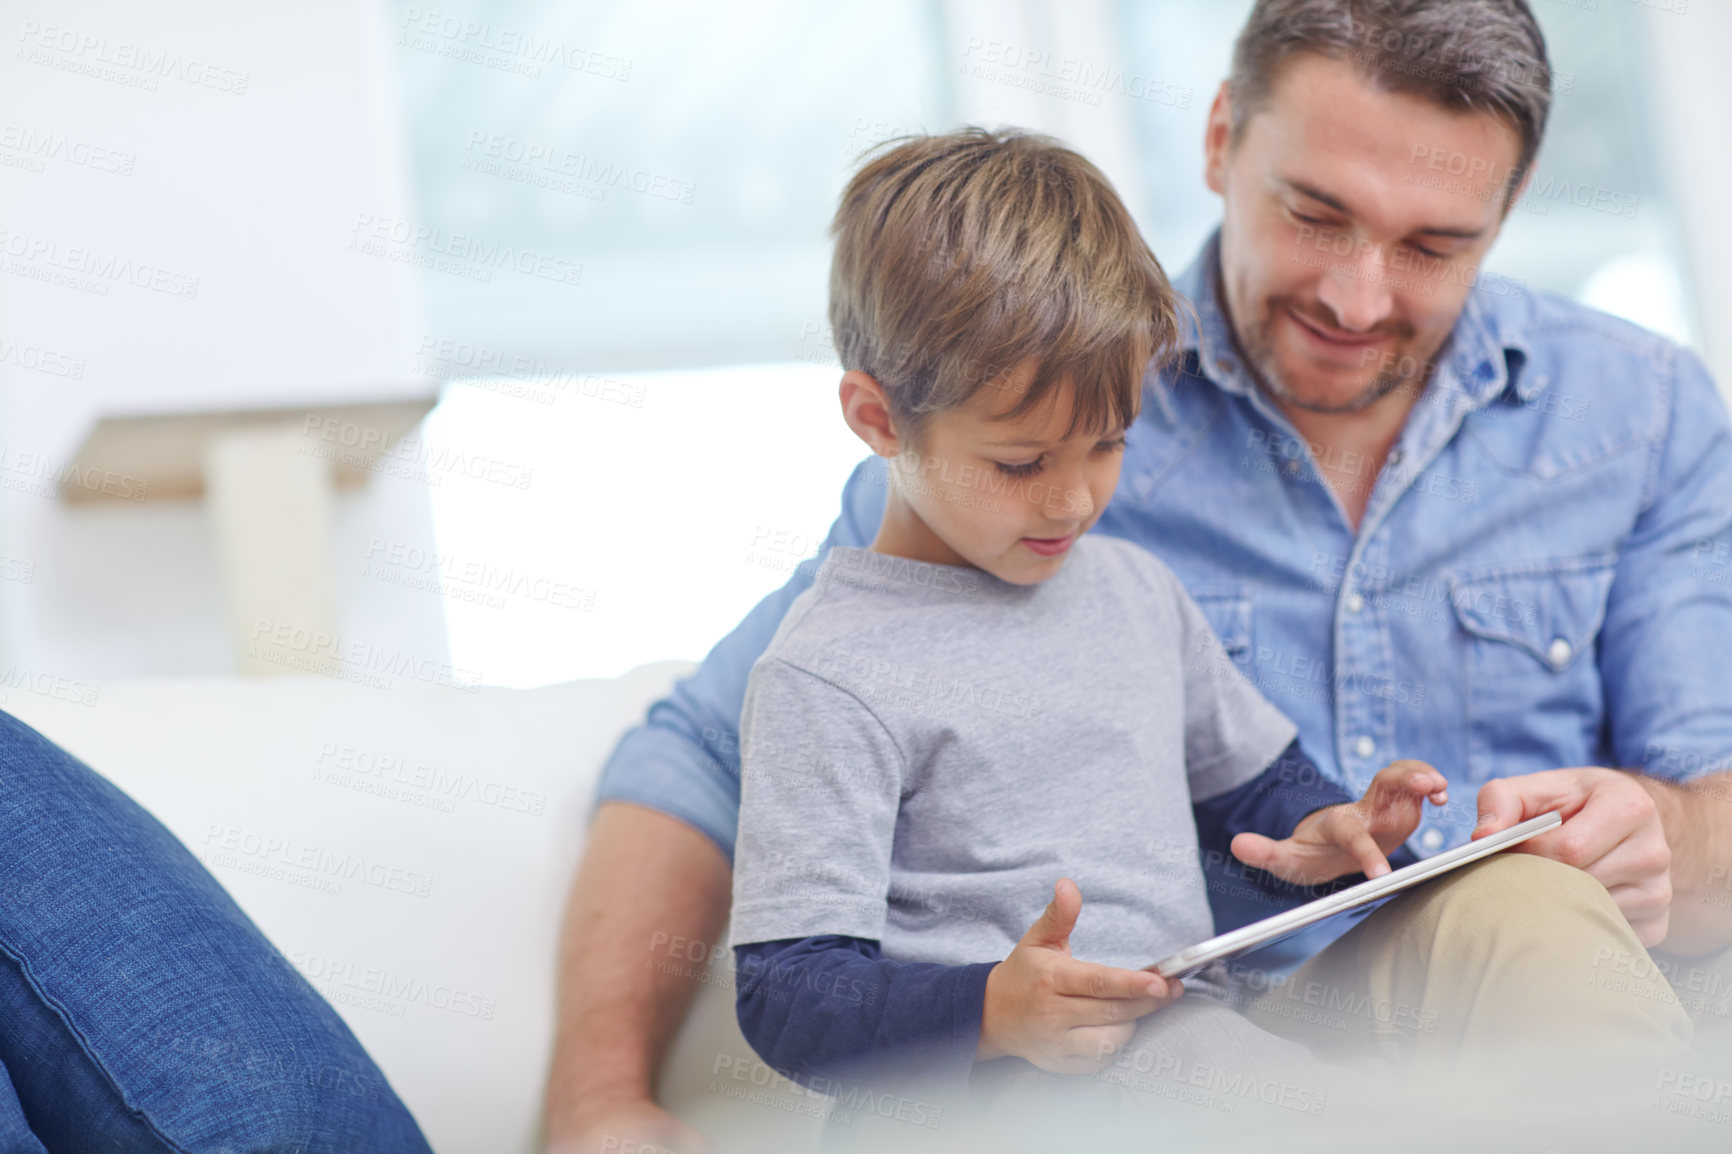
[0,710,432,1153]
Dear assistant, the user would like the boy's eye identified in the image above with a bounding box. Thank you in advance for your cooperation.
[993,457,1043,478]
[1096,437,1127,454]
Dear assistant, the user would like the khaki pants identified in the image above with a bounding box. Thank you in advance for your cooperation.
[1242,854,1696,1074]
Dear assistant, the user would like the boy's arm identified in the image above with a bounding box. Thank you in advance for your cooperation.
[733,936,995,1090]
[1192,740,1420,902]
[1171,582,1436,894]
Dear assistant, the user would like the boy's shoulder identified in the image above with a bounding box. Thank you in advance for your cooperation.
[753,547,958,680]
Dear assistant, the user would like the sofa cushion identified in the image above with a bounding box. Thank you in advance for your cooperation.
[1,662,822,1153]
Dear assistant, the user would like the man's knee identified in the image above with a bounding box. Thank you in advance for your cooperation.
[1420,852,1628,940]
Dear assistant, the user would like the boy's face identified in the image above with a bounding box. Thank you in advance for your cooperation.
[878,362,1129,586]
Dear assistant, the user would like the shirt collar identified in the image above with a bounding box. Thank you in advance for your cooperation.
[1156,229,1540,420]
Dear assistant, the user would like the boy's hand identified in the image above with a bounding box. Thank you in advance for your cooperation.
[977,878,1182,1074]
[1229,759,1449,884]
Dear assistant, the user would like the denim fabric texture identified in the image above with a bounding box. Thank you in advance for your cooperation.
[0,710,433,1153]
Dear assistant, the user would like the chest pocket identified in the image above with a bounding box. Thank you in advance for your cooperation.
[1447,554,1617,778]
[1190,586,1253,668]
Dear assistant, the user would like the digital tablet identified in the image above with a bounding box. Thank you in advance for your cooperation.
[1148,810,1564,979]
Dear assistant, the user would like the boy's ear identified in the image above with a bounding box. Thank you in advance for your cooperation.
[839,371,904,458]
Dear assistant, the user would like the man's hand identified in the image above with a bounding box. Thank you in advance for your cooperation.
[1230,759,1449,884]
[978,878,1181,1074]
[1472,767,1672,947]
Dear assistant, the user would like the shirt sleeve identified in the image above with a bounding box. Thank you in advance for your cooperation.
[1193,739,1419,903]
[1192,738,1353,848]
[1600,346,1732,782]
[729,658,906,947]
[1171,576,1300,801]
[591,455,886,857]
[734,935,995,1092]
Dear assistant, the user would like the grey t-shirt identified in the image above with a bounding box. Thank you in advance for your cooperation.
[729,536,1297,975]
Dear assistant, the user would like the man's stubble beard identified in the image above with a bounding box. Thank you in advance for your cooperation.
[1242,321,1412,415]
[1217,270,1423,415]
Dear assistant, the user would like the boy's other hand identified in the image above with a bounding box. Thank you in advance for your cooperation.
[977,878,1181,1074]
[1229,759,1449,884]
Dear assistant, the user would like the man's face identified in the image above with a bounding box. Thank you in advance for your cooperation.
[1204,54,1525,413]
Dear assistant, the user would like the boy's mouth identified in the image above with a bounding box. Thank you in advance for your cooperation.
[1021,533,1075,558]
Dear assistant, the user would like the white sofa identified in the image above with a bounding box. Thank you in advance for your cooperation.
[5,663,825,1154]
[15,668,1717,1154]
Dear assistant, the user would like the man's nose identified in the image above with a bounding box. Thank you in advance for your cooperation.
[1315,248,1395,333]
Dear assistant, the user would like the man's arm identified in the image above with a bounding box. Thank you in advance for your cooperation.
[543,456,887,1151]
[1476,345,1732,953]
[544,803,730,1152]
[1639,772,1732,956]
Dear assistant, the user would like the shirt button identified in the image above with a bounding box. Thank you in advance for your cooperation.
[1345,592,1365,614]
[1420,828,1444,851]
[1387,448,1404,467]
[1353,735,1375,758]
[1215,357,1235,374]
[1546,637,1573,668]
[1284,459,1303,475]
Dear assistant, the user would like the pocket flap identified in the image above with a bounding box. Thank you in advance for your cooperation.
[1191,586,1251,656]
[1447,554,1617,670]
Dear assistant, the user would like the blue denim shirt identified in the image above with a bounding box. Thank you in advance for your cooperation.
[596,231,1732,971]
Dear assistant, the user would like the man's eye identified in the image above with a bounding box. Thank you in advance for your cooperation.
[994,459,1043,478]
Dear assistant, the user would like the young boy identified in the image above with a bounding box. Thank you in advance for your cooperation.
[729,129,1447,1124]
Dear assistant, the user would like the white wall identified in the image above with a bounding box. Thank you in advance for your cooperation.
[1645,1,1732,394]
[0,0,446,686]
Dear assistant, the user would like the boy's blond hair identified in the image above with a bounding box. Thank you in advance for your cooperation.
[828,127,1178,441]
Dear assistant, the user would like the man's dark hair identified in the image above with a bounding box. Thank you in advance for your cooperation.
[1229,0,1551,195]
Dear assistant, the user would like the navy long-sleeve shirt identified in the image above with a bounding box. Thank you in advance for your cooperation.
[734,739,1417,1088]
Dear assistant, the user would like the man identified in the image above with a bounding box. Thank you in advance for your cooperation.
[545,1,1732,1148]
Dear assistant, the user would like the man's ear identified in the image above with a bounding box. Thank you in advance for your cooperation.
[1203,81,1233,196]
[839,371,904,458]
[1498,165,1536,223]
